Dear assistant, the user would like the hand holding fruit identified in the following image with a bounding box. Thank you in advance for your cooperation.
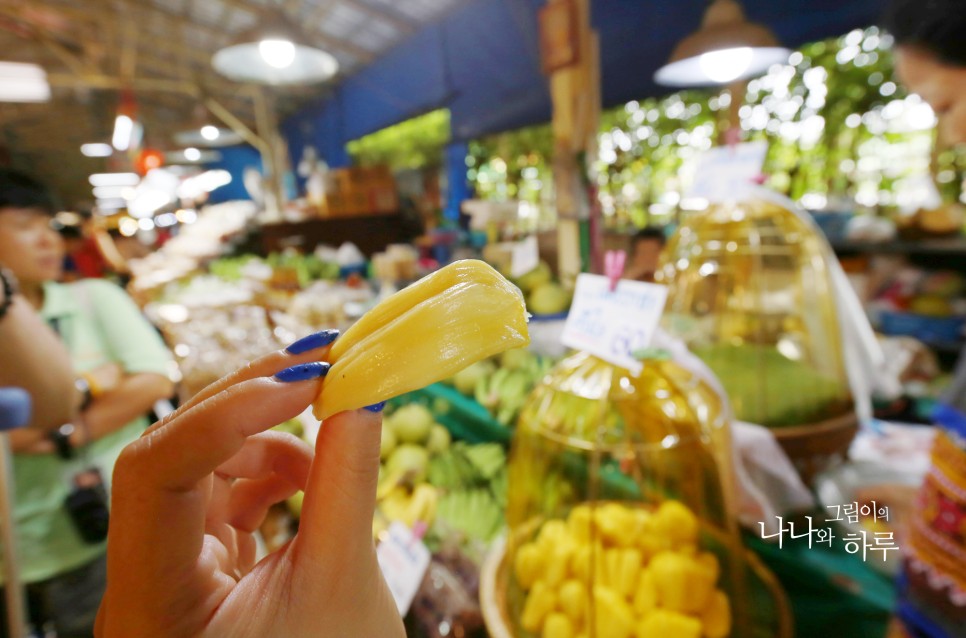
[96,260,530,637]
[95,332,403,638]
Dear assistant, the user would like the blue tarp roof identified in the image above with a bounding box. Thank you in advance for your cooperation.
[281,0,885,168]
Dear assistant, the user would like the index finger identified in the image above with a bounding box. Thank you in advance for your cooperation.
[147,328,338,435]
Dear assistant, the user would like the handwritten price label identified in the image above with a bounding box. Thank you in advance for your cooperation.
[376,522,431,616]
[560,274,668,375]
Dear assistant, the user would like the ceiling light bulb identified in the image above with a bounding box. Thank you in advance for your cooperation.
[0,62,50,102]
[258,39,296,69]
[200,125,220,141]
[112,114,134,151]
[184,147,202,161]
[81,143,113,157]
[698,47,754,84]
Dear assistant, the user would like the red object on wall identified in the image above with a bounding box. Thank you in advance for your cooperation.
[136,148,164,175]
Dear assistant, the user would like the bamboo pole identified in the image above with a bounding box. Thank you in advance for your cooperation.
[547,0,601,286]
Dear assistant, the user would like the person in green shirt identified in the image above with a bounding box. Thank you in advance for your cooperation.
[0,169,173,637]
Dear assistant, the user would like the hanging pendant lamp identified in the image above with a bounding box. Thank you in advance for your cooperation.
[654,0,790,87]
[173,106,243,147]
[212,12,339,86]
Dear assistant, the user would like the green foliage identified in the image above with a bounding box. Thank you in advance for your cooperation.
[467,122,554,203]
[347,109,450,170]
[467,27,965,229]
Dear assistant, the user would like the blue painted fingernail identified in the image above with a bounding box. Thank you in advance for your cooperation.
[275,362,330,382]
[364,401,386,413]
[285,329,339,354]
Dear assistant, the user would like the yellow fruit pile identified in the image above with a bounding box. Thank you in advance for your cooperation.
[313,259,530,420]
[513,501,731,638]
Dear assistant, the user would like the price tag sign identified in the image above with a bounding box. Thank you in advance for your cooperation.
[376,522,431,616]
[560,274,668,375]
[687,141,767,203]
[510,235,540,278]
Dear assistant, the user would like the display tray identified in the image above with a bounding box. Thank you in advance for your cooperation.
[480,535,794,638]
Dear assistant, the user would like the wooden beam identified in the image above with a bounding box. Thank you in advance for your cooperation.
[0,4,100,76]
[47,73,198,94]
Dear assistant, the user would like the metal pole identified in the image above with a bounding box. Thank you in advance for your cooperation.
[0,388,30,638]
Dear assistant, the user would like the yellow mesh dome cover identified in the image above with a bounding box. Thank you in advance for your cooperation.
[501,351,758,637]
[657,198,853,428]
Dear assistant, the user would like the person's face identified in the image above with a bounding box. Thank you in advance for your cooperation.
[632,238,663,272]
[895,46,966,145]
[0,207,64,285]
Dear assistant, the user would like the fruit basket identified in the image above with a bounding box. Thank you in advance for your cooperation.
[657,196,857,481]
[481,537,792,638]
[486,350,792,637]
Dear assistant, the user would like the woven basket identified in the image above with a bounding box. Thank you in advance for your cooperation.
[770,410,859,486]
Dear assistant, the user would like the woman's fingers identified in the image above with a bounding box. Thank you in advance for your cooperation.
[129,374,323,492]
[145,329,338,436]
[108,370,325,580]
[216,430,313,486]
[293,407,384,568]
[227,475,302,533]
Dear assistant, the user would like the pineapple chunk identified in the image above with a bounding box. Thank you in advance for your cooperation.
[313,260,529,419]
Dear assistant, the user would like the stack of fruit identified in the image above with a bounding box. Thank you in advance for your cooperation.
[428,441,507,546]
[512,261,571,317]
[450,348,555,427]
[374,404,452,535]
[512,500,731,638]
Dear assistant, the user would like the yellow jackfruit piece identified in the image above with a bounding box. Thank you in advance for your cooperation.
[616,548,643,599]
[542,612,575,638]
[514,542,543,589]
[538,519,570,548]
[635,609,702,638]
[521,580,558,634]
[649,551,715,614]
[545,539,577,588]
[595,502,632,546]
[571,542,606,586]
[313,260,529,419]
[702,590,732,638]
[558,578,588,627]
[652,500,699,549]
[632,568,658,616]
[697,552,721,584]
[592,586,635,638]
[568,505,594,544]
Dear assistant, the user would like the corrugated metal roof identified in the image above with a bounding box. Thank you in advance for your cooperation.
[0,0,466,203]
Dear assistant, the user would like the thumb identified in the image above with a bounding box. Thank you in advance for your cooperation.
[292,404,384,567]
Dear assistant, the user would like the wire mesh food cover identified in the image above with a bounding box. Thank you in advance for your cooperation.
[656,197,854,428]
[501,350,768,638]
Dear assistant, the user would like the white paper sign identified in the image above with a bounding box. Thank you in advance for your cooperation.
[376,522,431,616]
[560,274,668,375]
[687,141,767,203]
[510,235,540,278]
